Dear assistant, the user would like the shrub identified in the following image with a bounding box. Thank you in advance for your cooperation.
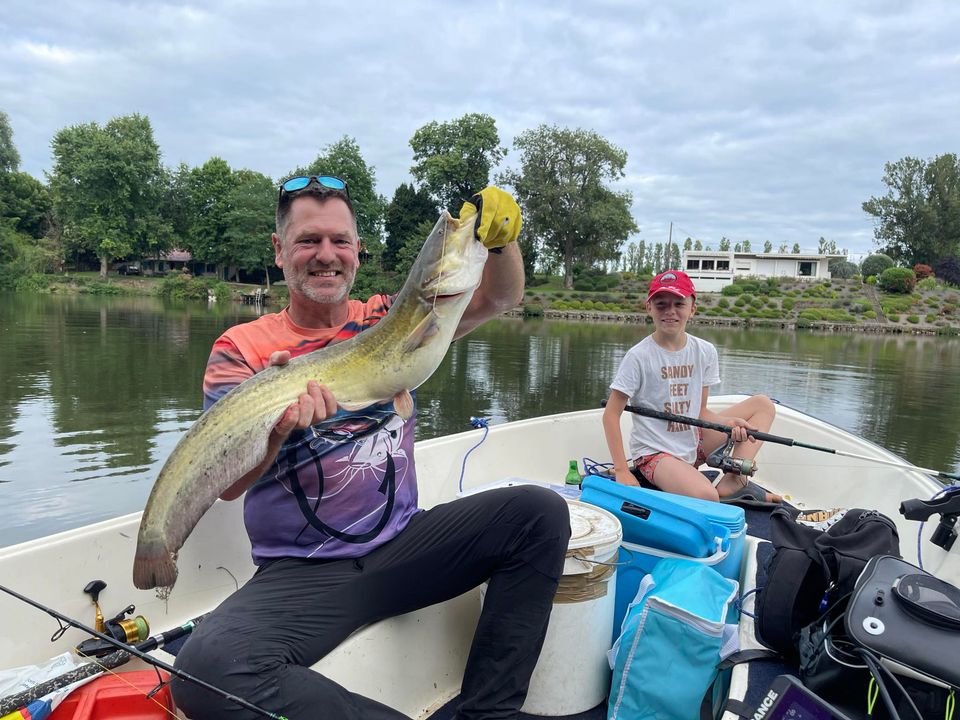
[721,284,743,296]
[523,303,544,317]
[782,298,796,311]
[829,260,859,279]
[907,315,920,324]
[879,267,916,294]
[861,253,895,278]
[934,256,960,287]
[157,275,229,301]
[717,298,729,308]
[917,277,938,291]
[864,310,877,319]
[913,263,934,279]
[866,275,878,285]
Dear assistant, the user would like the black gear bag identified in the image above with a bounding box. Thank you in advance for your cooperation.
[755,508,900,658]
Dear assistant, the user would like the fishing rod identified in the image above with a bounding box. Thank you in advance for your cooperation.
[0,583,288,720]
[603,401,960,483]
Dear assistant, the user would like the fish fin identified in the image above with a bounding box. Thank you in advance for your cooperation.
[402,312,441,353]
[393,389,414,420]
[133,546,178,591]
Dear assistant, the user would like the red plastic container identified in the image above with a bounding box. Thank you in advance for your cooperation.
[48,670,175,719]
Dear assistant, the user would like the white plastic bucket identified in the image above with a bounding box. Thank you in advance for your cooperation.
[522,499,623,716]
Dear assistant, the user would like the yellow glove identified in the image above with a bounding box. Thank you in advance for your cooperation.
[459,186,522,252]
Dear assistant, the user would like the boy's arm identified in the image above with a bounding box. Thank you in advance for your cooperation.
[602,390,640,486]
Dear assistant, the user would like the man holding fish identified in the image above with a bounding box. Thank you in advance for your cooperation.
[167,176,572,719]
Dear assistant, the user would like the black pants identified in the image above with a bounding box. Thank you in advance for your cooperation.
[171,486,571,719]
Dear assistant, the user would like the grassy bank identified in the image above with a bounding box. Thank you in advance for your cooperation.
[518,276,960,335]
[21,272,960,336]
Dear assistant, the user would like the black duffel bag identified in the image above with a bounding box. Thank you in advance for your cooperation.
[755,508,900,658]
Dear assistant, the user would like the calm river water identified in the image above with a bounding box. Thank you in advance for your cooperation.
[2,292,959,547]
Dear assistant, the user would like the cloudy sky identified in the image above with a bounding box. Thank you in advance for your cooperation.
[2,1,958,260]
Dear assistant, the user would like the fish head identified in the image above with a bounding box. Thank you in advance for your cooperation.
[405,211,488,319]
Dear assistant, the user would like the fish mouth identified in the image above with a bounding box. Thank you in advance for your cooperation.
[430,291,468,304]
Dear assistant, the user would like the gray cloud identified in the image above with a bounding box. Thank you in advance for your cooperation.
[2,0,958,259]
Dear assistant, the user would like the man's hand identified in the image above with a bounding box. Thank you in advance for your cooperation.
[459,186,523,251]
[219,351,336,501]
[269,351,338,439]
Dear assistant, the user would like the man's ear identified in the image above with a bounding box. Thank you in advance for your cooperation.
[271,233,283,269]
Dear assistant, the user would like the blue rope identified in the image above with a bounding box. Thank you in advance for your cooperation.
[582,457,614,476]
[917,483,960,571]
[459,417,490,494]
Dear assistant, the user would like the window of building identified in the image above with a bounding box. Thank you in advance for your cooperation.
[716,260,730,271]
[702,260,715,270]
[686,259,700,270]
[735,262,751,271]
[798,261,816,277]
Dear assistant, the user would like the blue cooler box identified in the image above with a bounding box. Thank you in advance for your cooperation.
[579,475,745,637]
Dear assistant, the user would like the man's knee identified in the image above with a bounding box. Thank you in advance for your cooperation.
[171,626,262,718]
[509,485,571,539]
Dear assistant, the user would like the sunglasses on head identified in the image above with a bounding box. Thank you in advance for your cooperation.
[278,175,350,200]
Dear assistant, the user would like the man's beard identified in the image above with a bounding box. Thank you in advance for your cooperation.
[284,263,355,305]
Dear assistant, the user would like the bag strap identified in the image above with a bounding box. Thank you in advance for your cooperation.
[699,649,783,720]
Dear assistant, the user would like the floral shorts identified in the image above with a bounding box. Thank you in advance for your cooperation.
[633,429,707,486]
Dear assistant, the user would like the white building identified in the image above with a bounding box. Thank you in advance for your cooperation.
[681,250,846,292]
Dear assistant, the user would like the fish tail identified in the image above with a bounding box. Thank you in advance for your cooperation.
[132,546,178,590]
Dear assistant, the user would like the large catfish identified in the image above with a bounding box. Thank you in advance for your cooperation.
[133,211,488,590]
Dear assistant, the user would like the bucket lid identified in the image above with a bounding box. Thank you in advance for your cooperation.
[563,500,623,574]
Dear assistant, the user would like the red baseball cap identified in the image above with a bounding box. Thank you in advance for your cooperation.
[647,269,696,301]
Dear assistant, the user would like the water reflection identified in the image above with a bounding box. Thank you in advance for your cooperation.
[1,294,959,547]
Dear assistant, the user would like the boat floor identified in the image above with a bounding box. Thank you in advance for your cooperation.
[160,506,787,720]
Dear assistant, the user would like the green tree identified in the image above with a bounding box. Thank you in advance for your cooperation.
[694,240,703,251]
[742,239,752,253]
[181,157,234,278]
[295,136,386,248]
[410,113,507,213]
[792,243,801,254]
[719,237,731,251]
[818,236,839,254]
[861,253,895,278]
[0,110,19,173]
[683,237,692,252]
[778,243,788,253]
[763,241,772,253]
[500,125,638,289]
[49,114,168,279]
[0,171,51,238]
[222,170,276,286]
[862,154,960,265]
[384,183,437,268]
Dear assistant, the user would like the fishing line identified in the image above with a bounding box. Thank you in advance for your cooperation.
[0,583,288,720]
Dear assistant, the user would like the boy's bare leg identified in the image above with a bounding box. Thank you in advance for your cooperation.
[650,456,721,502]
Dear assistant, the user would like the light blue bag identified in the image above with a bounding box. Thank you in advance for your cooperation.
[607,558,739,720]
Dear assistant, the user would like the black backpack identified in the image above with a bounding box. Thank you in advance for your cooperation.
[755,507,901,658]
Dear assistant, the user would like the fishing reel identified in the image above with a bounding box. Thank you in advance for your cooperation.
[706,435,758,477]
[76,579,150,658]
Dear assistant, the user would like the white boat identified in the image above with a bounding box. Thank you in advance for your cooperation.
[1,395,957,718]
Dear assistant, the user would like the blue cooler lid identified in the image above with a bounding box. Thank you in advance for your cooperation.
[579,475,730,558]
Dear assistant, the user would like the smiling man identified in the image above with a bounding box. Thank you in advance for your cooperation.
[171,176,571,720]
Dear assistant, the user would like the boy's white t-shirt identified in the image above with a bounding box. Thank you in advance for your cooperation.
[610,333,721,464]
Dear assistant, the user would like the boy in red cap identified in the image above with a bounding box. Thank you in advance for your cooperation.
[601,269,781,507]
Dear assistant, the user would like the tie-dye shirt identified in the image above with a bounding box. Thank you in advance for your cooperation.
[203,297,421,565]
